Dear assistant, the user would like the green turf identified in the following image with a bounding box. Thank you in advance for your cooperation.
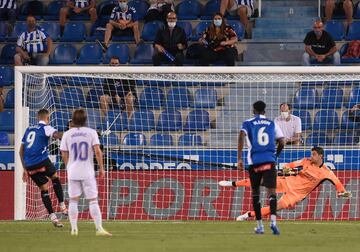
[0,221,359,252]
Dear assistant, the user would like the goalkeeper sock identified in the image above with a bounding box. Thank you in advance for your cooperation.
[69,199,78,231]
[52,177,64,204]
[89,200,102,230]
[41,190,54,214]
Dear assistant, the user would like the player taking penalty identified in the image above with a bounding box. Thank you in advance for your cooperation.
[220,146,352,220]
[60,109,111,237]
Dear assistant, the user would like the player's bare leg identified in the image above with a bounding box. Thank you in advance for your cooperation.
[39,182,63,228]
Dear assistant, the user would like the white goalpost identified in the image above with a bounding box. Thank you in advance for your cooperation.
[14,66,360,221]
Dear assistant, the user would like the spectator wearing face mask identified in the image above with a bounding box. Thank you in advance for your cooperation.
[198,13,238,66]
[274,103,302,145]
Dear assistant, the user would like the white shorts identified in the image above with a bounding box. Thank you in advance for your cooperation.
[68,177,98,199]
[228,1,253,17]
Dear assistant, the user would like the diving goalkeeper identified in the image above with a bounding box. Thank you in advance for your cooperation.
[219,146,352,220]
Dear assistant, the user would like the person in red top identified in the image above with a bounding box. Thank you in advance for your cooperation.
[219,146,352,220]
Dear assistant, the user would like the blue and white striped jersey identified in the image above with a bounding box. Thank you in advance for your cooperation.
[110,5,138,22]
[238,0,254,10]
[0,0,16,9]
[70,0,91,9]
[17,27,48,53]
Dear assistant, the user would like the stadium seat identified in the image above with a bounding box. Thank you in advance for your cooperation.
[177,21,193,39]
[345,21,360,40]
[320,88,343,109]
[40,22,60,41]
[166,88,193,108]
[123,132,146,146]
[4,88,14,108]
[176,0,202,20]
[128,110,155,131]
[53,110,71,131]
[333,132,358,146]
[347,87,360,108]
[86,88,103,108]
[156,109,183,131]
[193,88,217,108]
[0,111,14,132]
[100,132,120,146]
[60,22,86,42]
[130,44,154,64]
[8,22,27,42]
[183,109,210,131]
[18,0,45,20]
[227,20,245,40]
[128,0,149,20]
[103,44,130,64]
[150,133,173,146]
[178,133,203,146]
[355,2,360,19]
[340,110,358,130]
[139,87,164,109]
[102,110,128,131]
[112,29,134,42]
[305,132,331,146]
[76,43,103,64]
[0,22,8,41]
[201,0,221,20]
[0,132,10,146]
[0,44,16,64]
[0,66,14,86]
[340,43,360,64]
[97,0,117,21]
[28,89,58,109]
[313,109,339,130]
[292,110,312,130]
[43,0,65,20]
[50,44,77,65]
[324,20,344,41]
[58,87,85,108]
[141,21,164,41]
[293,88,319,109]
[191,21,212,41]
[86,108,102,130]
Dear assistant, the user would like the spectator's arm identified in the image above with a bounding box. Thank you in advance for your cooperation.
[67,0,75,9]
[0,88,4,112]
[324,45,338,57]
[81,0,96,11]
[305,45,317,57]
[45,37,53,56]
[16,46,30,59]
[291,133,302,145]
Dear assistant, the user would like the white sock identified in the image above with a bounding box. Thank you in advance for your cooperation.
[89,200,102,231]
[271,214,277,225]
[69,199,78,231]
[257,220,263,228]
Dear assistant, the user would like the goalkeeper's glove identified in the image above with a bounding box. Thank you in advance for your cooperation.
[282,166,291,175]
[338,191,352,198]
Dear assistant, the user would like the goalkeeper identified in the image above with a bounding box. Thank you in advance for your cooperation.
[219,146,352,220]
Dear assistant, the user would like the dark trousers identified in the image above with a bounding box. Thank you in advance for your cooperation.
[153,52,184,66]
[199,47,238,66]
[0,8,16,25]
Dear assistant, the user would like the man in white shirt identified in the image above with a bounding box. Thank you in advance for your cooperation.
[60,109,111,237]
[274,103,302,145]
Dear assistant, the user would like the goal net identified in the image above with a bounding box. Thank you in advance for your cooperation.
[14,66,360,221]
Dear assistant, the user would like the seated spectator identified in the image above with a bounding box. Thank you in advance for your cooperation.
[220,0,254,36]
[274,103,302,145]
[349,104,360,122]
[153,12,187,66]
[100,56,137,118]
[325,0,353,27]
[0,87,4,112]
[98,0,140,50]
[342,40,360,59]
[14,15,52,66]
[145,0,174,24]
[0,0,17,27]
[60,0,97,35]
[302,20,340,66]
[198,13,238,66]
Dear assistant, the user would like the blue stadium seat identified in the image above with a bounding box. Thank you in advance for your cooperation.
[324,20,344,40]
[43,0,65,20]
[50,44,77,65]
[178,133,203,146]
[0,111,14,132]
[40,22,60,41]
[58,87,85,108]
[177,21,193,39]
[128,0,149,20]
[340,110,358,129]
[103,44,130,64]
[0,66,14,86]
[313,109,339,130]
[166,88,193,108]
[156,109,182,131]
[176,0,202,20]
[128,110,155,131]
[355,2,360,19]
[305,132,331,146]
[130,44,154,64]
[191,21,212,41]
[102,110,128,131]
[112,29,134,42]
[53,110,71,131]
[340,43,360,64]
[141,21,164,41]
[139,87,164,109]
[18,1,44,20]
[86,108,102,130]
[29,89,58,109]
[347,87,360,108]
[345,21,360,40]
[0,22,8,42]
[320,88,343,109]
[201,0,221,20]
[183,109,210,131]
[0,44,16,64]
[4,88,14,109]
[293,88,319,109]
[97,0,117,21]
[333,132,358,146]
[0,132,10,146]
[150,133,173,146]
[193,88,217,108]
[60,22,86,42]
[8,22,27,42]
[292,110,312,130]
[100,132,120,146]
[227,20,245,40]
[123,132,146,146]
[76,43,103,64]
[86,88,103,108]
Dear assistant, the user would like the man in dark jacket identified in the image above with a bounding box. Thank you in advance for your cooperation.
[152,11,187,66]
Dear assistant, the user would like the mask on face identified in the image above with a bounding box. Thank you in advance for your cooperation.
[168,22,176,28]
[214,19,222,27]
[119,2,127,10]
[281,112,289,119]
[314,30,322,37]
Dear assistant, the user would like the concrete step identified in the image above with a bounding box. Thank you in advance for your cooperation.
[255,17,317,28]
[252,28,311,40]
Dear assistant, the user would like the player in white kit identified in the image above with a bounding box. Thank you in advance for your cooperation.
[60,109,111,237]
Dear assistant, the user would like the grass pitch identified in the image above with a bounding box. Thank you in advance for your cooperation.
[0,221,359,252]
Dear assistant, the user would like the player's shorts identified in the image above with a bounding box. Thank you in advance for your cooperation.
[68,177,98,199]
[228,1,254,17]
[112,27,134,37]
[248,162,277,189]
[26,158,56,187]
